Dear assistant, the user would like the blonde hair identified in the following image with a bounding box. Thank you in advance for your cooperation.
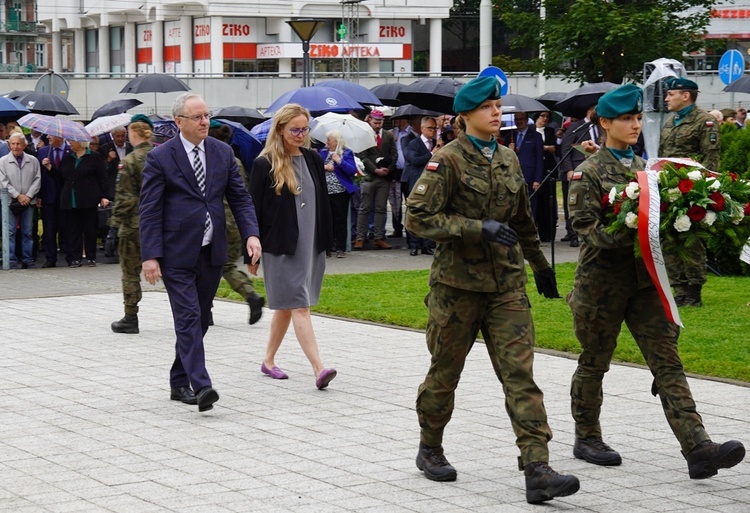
[128,121,153,142]
[259,103,310,196]
[453,114,466,133]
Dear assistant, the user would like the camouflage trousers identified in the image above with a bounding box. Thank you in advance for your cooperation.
[568,280,709,454]
[665,241,707,295]
[416,283,552,468]
[222,209,256,300]
[118,232,142,316]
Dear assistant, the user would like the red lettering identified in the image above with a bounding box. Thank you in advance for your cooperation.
[223,23,251,37]
[194,24,210,37]
[379,25,406,38]
[142,30,152,42]
[310,44,339,58]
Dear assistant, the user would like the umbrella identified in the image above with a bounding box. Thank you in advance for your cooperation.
[309,112,376,153]
[370,83,407,106]
[120,73,190,95]
[18,113,91,142]
[314,80,383,106]
[2,89,34,100]
[391,104,442,119]
[535,91,567,110]
[553,82,619,119]
[211,106,266,127]
[85,113,132,137]
[14,92,79,115]
[213,118,264,172]
[0,96,29,117]
[91,98,143,120]
[250,118,273,143]
[499,94,548,114]
[152,119,178,145]
[264,87,362,116]
[396,78,466,114]
[723,76,750,94]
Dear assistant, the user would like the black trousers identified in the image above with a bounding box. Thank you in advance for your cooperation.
[65,207,99,262]
[328,192,351,252]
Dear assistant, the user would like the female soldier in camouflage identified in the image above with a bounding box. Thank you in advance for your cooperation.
[405,76,579,504]
[567,84,744,478]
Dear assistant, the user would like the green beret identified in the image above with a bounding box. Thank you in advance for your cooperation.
[596,84,644,118]
[453,76,502,113]
[665,77,699,91]
[130,114,153,128]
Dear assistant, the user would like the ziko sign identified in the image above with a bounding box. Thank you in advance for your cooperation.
[256,43,408,60]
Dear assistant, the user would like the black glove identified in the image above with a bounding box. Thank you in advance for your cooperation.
[481,219,518,247]
[534,267,560,299]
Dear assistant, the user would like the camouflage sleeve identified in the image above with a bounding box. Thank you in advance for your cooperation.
[236,158,250,193]
[568,162,633,249]
[700,122,721,171]
[405,155,483,244]
[110,161,136,228]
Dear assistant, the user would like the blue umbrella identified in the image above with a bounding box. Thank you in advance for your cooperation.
[0,96,29,117]
[265,87,362,116]
[250,118,273,143]
[214,118,263,172]
[315,80,383,106]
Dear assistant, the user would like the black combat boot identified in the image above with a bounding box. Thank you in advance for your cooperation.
[686,440,745,479]
[524,462,580,504]
[573,437,622,466]
[247,292,265,325]
[684,285,703,307]
[416,442,457,481]
[111,314,139,334]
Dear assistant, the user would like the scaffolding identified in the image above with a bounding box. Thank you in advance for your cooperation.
[340,0,363,81]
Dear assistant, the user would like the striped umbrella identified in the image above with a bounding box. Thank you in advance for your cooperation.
[17,113,91,142]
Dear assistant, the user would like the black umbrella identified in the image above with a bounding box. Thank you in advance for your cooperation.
[391,104,442,119]
[91,98,143,120]
[2,89,34,100]
[501,94,548,114]
[723,76,750,94]
[211,106,266,128]
[535,91,567,110]
[370,83,408,106]
[553,82,619,119]
[396,78,465,114]
[120,73,190,94]
[14,92,79,115]
[315,80,383,106]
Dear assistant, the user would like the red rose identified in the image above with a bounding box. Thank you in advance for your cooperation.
[708,191,725,211]
[745,203,750,216]
[660,202,669,212]
[730,172,738,181]
[614,203,621,215]
[687,205,706,221]
[601,194,610,208]
[678,179,694,194]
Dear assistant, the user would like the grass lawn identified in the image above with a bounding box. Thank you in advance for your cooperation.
[216,263,750,383]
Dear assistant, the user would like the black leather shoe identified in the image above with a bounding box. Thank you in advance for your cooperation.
[247,292,265,325]
[524,462,580,504]
[416,442,457,481]
[42,260,56,268]
[421,248,434,255]
[574,437,622,466]
[686,440,745,479]
[197,386,219,412]
[569,238,580,248]
[111,314,139,334]
[170,386,198,405]
[561,234,573,242]
[410,249,419,256]
[388,231,403,238]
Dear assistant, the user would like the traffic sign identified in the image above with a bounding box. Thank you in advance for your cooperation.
[478,66,509,96]
[718,50,745,86]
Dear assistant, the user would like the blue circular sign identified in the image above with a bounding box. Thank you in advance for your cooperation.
[719,50,745,86]
[478,66,509,96]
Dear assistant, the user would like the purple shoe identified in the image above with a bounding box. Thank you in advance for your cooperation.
[261,362,288,379]
[315,368,337,390]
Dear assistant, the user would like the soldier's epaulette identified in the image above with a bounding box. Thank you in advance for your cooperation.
[571,170,583,180]
[426,162,439,172]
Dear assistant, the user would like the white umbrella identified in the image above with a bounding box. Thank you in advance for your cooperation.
[85,113,132,137]
[309,112,376,153]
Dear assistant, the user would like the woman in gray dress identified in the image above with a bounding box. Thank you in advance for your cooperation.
[248,103,337,389]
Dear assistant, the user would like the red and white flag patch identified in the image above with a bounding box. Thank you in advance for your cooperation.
[705,121,714,127]
[571,170,583,181]
[426,162,440,172]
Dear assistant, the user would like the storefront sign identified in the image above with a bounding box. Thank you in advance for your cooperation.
[256,42,410,60]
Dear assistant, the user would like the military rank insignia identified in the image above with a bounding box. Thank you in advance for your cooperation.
[426,162,439,172]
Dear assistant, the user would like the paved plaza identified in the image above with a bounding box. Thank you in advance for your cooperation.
[0,247,748,512]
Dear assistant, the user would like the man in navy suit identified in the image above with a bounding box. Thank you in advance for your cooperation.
[505,111,544,219]
[37,135,70,267]
[139,93,261,412]
[403,116,439,256]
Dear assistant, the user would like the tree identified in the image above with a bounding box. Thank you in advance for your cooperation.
[496,0,717,84]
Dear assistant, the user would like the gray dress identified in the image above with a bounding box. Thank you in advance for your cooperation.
[262,155,326,310]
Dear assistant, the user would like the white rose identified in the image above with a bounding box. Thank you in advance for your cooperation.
[608,186,618,205]
[732,209,745,225]
[625,182,640,200]
[674,215,692,232]
[702,211,717,227]
[687,170,703,181]
[706,178,720,191]
[667,187,682,202]
[625,211,639,229]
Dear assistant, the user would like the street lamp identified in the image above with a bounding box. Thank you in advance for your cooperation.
[287,18,326,87]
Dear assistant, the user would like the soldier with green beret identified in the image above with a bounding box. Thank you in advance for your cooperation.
[110,115,155,334]
[405,75,580,504]
[658,76,720,307]
[568,83,744,478]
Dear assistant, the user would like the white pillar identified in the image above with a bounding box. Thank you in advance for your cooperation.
[277,18,292,77]
[52,29,62,73]
[180,15,193,74]
[98,25,110,77]
[365,18,380,76]
[429,18,442,76]
[152,20,164,73]
[479,0,492,70]
[124,22,136,74]
[210,16,223,76]
[74,28,85,77]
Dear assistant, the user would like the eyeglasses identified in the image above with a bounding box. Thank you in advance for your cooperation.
[288,127,311,137]
[423,126,437,130]
[177,114,211,122]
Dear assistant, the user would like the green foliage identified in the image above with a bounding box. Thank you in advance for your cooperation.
[496,0,715,83]
[720,122,750,176]
[492,54,542,73]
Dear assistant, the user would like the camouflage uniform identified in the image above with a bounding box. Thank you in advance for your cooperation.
[222,158,257,299]
[567,148,709,454]
[406,132,555,468]
[659,105,720,298]
[110,141,152,316]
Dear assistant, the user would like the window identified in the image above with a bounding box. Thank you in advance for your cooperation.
[35,43,45,68]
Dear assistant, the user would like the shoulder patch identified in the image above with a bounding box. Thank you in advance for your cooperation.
[413,183,429,195]
[571,170,583,181]
[117,164,124,170]
[705,121,714,127]
[709,132,718,144]
[568,192,578,205]
[426,162,439,172]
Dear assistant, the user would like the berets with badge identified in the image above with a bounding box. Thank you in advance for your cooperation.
[665,77,699,91]
[596,84,644,119]
[130,113,153,128]
[453,76,501,113]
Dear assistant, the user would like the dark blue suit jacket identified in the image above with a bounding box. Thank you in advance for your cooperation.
[403,136,435,191]
[36,143,70,205]
[139,135,259,268]
[505,129,544,185]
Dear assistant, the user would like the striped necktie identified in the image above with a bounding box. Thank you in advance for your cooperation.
[192,147,211,235]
